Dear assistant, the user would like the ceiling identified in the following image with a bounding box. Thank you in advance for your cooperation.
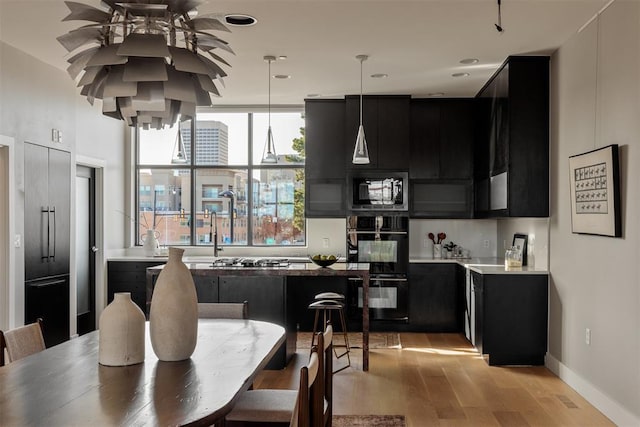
[0,0,611,106]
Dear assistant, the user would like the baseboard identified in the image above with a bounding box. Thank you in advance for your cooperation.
[546,353,640,426]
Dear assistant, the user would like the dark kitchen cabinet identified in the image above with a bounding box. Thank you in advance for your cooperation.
[24,143,71,347]
[409,99,474,218]
[475,56,550,217]
[219,276,293,369]
[346,95,410,170]
[409,99,474,180]
[304,99,347,217]
[408,263,462,332]
[471,270,548,366]
[108,260,166,316]
[24,143,71,280]
[410,181,473,218]
[193,276,219,303]
[25,276,69,348]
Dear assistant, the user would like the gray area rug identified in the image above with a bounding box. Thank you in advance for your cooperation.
[333,415,406,427]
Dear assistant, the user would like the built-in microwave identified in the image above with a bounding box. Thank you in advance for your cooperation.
[347,171,408,212]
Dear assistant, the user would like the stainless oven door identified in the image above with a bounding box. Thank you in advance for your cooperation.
[349,276,408,321]
[347,231,408,275]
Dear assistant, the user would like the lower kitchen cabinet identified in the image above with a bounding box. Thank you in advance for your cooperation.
[193,276,218,303]
[408,263,463,332]
[471,271,548,365]
[219,276,295,369]
[107,261,165,316]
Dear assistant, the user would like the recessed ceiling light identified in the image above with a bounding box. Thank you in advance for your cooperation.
[460,58,479,65]
[452,72,470,78]
[428,92,445,97]
[371,73,388,79]
[278,55,288,60]
[224,14,257,26]
[273,74,291,79]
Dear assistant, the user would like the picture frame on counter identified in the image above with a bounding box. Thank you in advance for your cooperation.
[568,144,622,237]
[512,233,528,266]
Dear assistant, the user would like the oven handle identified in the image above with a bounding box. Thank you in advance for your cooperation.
[371,277,408,282]
[347,231,408,235]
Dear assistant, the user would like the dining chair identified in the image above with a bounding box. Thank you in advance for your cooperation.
[198,301,249,319]
[225,341,323,427]
[0,318,45,366]
[319,322,333,427]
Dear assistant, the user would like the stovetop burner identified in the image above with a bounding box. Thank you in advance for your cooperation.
[211,258,289,268]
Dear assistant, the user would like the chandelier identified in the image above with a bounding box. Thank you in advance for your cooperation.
[57,0,232,129]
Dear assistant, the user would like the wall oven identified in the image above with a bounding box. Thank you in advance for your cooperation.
[347,215,409,322]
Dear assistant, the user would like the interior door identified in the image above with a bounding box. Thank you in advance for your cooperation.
[76,166,96,335]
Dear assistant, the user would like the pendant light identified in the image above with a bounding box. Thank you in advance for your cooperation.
[171,122,189,164]
[261,55,278,164]
[353,54,370,164]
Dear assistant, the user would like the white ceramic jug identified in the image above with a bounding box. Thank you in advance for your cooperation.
[142,229,160,256]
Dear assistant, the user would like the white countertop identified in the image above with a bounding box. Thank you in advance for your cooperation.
[410,257,548,275]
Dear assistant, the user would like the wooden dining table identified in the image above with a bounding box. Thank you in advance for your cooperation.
[0,319,285,426]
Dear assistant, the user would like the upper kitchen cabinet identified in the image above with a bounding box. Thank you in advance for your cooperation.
[409,99,475,218]
[475,56,550,218]
[409,99,474,180]
[345,95,410,170]
[304,99,347,217]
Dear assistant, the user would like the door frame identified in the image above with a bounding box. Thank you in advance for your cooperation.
[0,135,16,330]
[74,155,105,336]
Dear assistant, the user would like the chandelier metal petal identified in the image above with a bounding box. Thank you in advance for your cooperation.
[58,0,232,129]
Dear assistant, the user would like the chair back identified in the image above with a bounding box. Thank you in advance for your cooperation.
[0,318,45,366]
[197,302,248,319]
[323,322,334,426]
[290,347,320,427]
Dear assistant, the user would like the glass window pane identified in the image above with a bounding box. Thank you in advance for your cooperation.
[138,169,190,246]
[194,112,248,165]
[139,119,192,165]
[252,112,305,165]
[195,169,249,245]
[252,168,305,246]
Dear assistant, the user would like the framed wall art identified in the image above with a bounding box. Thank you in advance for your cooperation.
[568,144,621,237]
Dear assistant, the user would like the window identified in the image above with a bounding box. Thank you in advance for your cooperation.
[136,110,305,246]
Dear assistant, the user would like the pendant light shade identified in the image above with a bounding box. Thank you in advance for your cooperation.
[261,55,278,164]
[57,0,233,130]
[171,122,189,164]
[353,54,370,164]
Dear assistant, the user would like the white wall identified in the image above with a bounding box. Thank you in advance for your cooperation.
[496,218,549,270]
[548,1,640,424]
[409,219,498,259]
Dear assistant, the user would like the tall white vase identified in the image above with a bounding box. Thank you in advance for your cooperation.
[149,247,198,361]
[99,292,146,366]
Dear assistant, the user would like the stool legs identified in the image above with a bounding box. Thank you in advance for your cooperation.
[333,307,351,373]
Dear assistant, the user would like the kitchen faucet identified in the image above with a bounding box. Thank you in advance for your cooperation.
[209,211,223,258]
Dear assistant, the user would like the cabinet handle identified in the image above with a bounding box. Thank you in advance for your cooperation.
[41,207,50,262]
[28,278,67,288]
[50,207,56,261]
[347,231,408,235]
[371,277,408,282]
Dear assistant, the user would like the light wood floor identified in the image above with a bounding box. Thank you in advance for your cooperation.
[254,333,615,427]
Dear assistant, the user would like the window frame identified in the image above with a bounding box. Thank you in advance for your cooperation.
[134,107,305,247]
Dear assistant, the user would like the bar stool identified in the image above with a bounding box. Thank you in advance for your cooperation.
[308,292,351,372]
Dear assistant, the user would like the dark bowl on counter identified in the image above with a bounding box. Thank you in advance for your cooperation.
[308,255,338,268]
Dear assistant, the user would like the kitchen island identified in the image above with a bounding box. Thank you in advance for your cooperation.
[146,262,372,371]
